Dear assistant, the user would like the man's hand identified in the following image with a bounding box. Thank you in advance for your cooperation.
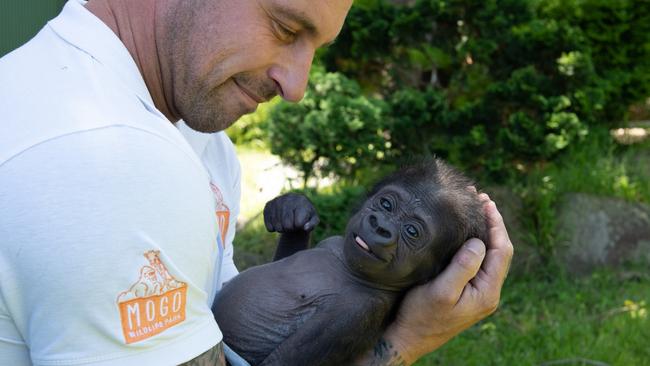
[263,193,319,233]
[358,194,514,365]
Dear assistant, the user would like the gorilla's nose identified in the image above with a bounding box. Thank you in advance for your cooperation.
[368,213,396,245]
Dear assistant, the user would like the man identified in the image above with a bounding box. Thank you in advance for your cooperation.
[0,1,513,365]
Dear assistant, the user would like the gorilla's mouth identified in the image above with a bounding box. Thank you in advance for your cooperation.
[352,233,387,262]
[354,234,387,262]
[355,235,370,252]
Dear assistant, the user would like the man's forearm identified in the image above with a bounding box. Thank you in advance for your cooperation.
[354,337,408,366]
[178,342,226,366]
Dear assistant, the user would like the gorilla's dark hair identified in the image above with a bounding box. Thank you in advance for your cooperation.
[367,158,488,282]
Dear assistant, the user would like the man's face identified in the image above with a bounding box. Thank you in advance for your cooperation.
[161,0,352,133]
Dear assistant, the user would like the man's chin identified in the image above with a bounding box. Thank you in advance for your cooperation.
[182,113,239,133]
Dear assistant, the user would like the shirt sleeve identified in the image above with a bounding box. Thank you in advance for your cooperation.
[0,126,223,366]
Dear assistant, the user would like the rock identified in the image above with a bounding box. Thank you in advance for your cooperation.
[555,193,650,275]
[484,186,541,275]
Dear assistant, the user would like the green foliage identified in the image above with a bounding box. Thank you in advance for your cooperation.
[316,0,650,181]
[387,87,449,157]
[266,68,390,185]
[226,98,279,150]
[541,0,650,122]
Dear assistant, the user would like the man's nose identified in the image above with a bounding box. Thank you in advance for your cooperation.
[270,45,314,103]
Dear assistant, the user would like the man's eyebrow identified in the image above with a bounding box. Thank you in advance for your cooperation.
[271,4,320,38]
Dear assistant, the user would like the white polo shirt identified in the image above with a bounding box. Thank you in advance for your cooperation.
[0,0,238,364]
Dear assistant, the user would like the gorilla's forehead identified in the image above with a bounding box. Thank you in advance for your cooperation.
[375,183,438,218]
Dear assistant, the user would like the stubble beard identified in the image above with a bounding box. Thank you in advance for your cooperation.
[179,72,277,133]
[178,83,238,133]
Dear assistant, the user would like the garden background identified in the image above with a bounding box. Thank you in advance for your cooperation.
[2,0,649,365]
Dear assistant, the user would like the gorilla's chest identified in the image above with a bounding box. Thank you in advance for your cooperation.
[214,248,396,365]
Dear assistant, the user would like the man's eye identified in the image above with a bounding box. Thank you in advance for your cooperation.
[273,20,296,42]
[379,197,392,211]
[404,224,419,238]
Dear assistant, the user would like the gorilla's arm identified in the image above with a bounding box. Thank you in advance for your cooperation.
[263,193,320,261]
[273,230,311,261]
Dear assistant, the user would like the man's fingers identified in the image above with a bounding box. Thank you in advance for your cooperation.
[431,238,486,304]
[480,200,514,289]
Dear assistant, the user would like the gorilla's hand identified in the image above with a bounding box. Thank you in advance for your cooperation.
[264,193,320,233]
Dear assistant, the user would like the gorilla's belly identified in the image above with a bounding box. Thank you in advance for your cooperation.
[221,294,319,365]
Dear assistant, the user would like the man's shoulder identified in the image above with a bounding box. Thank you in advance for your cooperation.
[0,28,174,167]
[1,31,145,125]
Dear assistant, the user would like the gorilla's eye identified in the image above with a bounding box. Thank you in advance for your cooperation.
[404,224,419,238]
[379,197,392,211]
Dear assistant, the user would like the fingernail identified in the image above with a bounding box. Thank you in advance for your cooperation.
[465,239,486,256]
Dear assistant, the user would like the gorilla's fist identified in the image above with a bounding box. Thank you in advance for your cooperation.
[263,193,320,233]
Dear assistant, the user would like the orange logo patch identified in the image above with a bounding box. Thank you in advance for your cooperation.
[117,250,187,344]
[210,183,230,248]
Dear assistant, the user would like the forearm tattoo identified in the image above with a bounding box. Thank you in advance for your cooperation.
[179,342,226,366]
[356,337,407,366]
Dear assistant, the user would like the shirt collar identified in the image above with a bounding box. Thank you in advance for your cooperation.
[175,121,212,158]
[47,0,157,110]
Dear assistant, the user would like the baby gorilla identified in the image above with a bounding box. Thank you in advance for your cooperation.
[212,159,487,366]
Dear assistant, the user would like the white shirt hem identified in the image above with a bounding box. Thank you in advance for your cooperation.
[31,319,222,366]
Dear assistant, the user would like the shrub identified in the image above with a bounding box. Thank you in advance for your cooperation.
[265,67,390,186]
[317,0,650,182]
[540,0,650,122]
[226,97,279,150]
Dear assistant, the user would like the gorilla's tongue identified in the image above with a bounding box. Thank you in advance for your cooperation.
[355,236,370,252]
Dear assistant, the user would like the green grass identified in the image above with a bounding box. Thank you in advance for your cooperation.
[416,270,650,366]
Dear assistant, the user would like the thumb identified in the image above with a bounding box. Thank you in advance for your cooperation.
[303,214,320,231]
[431,238,486,303]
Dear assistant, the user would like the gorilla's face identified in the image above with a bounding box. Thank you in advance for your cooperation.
[343,184,442,289]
